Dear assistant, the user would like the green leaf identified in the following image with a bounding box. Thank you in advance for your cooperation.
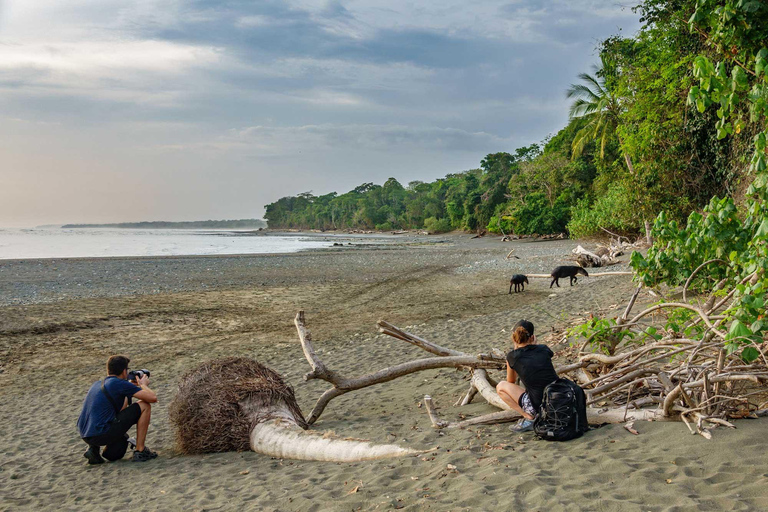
[688,10,702,23]
[757,48,768,76]
[732,66,748,90]
[742,346,760,363]
[729,320,752,339]
[756,219,768,238]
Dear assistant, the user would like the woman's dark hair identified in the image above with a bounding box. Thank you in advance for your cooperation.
[512,326,532,346]
[107,355,130,376]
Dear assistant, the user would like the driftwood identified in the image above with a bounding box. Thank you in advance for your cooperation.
[295,312,505,425]
[295,257,767,438]
[571,271,768,438]
[295,313,673,430]
[572,244,622,267]
[524,271,633,279]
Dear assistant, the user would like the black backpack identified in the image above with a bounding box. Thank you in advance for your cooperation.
[533,378,588,441]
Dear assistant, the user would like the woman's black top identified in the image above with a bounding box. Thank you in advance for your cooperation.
[506,344,559,411]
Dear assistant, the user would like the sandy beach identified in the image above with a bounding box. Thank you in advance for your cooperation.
[2,233,767,511]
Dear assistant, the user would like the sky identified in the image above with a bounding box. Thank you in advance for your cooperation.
[0,0,641,227]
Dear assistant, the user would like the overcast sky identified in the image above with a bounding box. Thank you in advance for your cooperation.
[0,0,640,227]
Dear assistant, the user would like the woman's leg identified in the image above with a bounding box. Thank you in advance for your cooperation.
[496,381,534,420]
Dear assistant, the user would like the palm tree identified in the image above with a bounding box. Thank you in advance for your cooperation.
[566,57,635,174]
[567,57,653,243]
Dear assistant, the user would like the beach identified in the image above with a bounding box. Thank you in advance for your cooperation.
[2,233,767,511]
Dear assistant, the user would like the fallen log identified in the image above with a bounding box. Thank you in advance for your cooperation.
[296,312,504,424]
[525,271,633,278]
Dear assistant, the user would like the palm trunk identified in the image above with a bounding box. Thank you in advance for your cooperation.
[244,402,419,462]
[250,419,419,462]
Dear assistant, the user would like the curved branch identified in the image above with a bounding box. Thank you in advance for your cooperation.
[471,369,510,410]
[424,396,521,429]
[682,259,728,303]
[624,302,727,338]
[587,368,655,397]
[377,320,464,357]
[296,312,504,424]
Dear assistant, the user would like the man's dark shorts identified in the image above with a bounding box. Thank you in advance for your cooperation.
[82,403,142,461]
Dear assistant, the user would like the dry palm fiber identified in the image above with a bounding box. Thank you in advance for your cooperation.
[169,357,307,454]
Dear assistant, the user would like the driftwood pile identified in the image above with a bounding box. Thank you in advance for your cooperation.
[571,271,768,438]
[501,233,566,242]
[572,245,622,268]
[294,261,768,438]
[570,230,649,267]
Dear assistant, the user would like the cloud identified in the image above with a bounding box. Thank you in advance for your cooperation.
[0,0,641,226]
[159,123,512,157]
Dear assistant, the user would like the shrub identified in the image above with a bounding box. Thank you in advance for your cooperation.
[423,217,452,233]
[567,182,639,238]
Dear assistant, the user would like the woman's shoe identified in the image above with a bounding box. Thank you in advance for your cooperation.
[509,418,535,432]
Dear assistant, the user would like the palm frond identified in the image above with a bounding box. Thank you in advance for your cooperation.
[566,83,600,103]
[571,127,590,159]
[569,98,599,118]
[599,121,610,159]
[577,72,605,95]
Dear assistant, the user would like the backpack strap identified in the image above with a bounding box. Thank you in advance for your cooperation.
[100,377,122,416]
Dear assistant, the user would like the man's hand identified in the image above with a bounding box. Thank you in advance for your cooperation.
[137,374,150,387]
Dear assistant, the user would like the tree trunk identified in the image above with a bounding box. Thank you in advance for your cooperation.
[644,219,653,245]
[250,420,420,461]
[623,153,635,175]
[621,151,653,244]
[245,403,420,462]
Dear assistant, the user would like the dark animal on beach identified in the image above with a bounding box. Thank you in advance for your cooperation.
[509,275,529,293]
[550,266,588,288]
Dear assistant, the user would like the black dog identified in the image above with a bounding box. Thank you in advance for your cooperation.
[509,274,529,293]
[550,266,588,288]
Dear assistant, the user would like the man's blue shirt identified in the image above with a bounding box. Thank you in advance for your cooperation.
[77,376,141,438]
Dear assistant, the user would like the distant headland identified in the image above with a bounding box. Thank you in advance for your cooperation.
[61,219,267,229]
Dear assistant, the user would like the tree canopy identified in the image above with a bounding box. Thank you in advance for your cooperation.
[265,0,765,242]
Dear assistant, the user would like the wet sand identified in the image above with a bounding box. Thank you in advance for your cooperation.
[2,234,767,511]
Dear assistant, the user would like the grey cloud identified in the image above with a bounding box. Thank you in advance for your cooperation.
[140,0,521,70]
[170,123,512,157]
[0,0,641,226]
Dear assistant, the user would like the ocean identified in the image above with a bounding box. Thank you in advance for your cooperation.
[0,227,334,260]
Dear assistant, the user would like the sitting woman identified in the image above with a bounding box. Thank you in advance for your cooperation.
[496,320,559,432]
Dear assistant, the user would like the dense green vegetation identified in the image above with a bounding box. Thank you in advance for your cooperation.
[63,219,267,229]
[266,0,763,241]
[572,0,768,361]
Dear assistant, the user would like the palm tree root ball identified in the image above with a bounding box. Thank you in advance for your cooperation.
[169,357,419,462]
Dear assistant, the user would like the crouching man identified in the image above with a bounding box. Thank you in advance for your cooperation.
[77,355,158,464]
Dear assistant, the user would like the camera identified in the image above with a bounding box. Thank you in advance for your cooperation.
[128,369,151,383]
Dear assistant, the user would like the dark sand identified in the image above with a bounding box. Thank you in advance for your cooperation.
[2,234,767,511]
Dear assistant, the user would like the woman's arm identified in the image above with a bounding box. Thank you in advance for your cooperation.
[506,361,517,384]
